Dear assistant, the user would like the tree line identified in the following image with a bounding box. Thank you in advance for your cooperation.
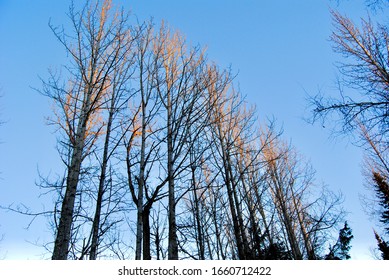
[33,0,351,260]
[43,0,389,261]
[14,0,389,260]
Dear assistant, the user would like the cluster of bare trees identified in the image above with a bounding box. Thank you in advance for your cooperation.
[311,1,389,259]
[40,0,344,260]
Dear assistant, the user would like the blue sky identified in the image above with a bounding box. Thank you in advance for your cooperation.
[0,0,378,259]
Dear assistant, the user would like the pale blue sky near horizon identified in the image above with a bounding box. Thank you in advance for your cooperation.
[0,0,380,259]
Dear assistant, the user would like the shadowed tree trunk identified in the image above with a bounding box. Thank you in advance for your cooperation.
[45,0,136,259]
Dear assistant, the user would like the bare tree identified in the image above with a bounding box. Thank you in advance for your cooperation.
[261,132,344,259]
[310,5,389,259]
[151,25,215,259]
[42,0,135,260]
[311,10,389,145]
[207,80,257,259]
[86,3,140,260]
[359,125,389,258]
[123,21,168,260]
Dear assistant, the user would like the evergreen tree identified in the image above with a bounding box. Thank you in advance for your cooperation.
[372,172,389,259]
[264,242,292,260]
[374,231,389,260]
[338,221,353,260]
[373,172,389,231]
[325,221,353,260]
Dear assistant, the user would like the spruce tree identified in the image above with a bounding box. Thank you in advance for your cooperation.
[374,231,389,260]
[373,172,389,231]
[338,221,353,260]
[372,172,389,259]
[325,221,353,260]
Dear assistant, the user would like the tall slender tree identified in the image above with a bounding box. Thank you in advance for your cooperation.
[43,0,133,260]
[124,21,167,260]
[152,25,212,259]
[88,22,137,259]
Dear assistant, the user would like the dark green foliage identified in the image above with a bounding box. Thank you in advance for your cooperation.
[325,221,353,260]
[338,221,353,259]
[263,242,292,260]
[374,231,389,259]
[373,172,389,232]
[372,172,389,259]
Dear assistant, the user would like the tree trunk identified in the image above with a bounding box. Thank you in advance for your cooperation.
[135,173,144,260]
[167,89,178,260]
[221,147,245,259]
[142,205,152,260]
[191,164,205,259]
[89,104,115,260]
[52,94,90,260]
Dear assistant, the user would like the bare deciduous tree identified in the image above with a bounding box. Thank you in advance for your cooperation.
[261,135,344,259]
[43,0,134,260]
[152,26,214,259]
[310,5,389,259]
[311,10,389,145]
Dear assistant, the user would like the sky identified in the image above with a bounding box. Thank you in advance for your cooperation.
[0,0,380,259]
